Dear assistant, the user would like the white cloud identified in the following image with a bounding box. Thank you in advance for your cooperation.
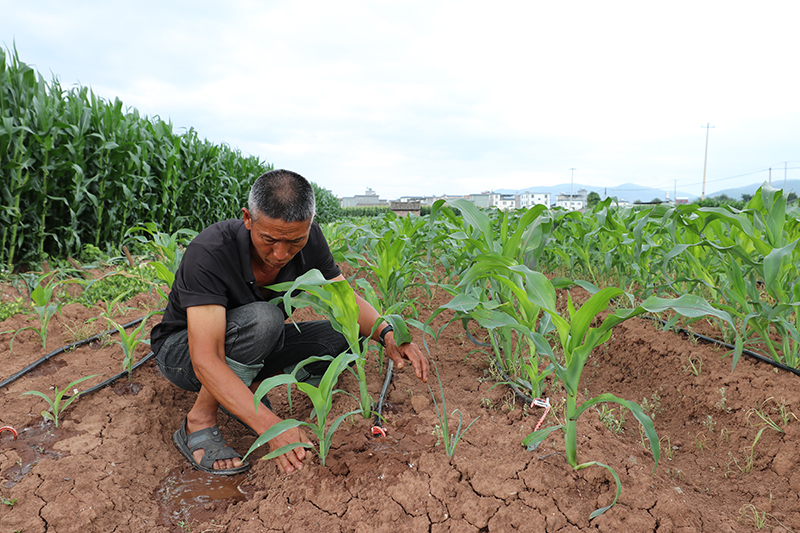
[2,0,799,199]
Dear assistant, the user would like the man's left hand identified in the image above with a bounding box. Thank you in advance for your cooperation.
[384,333,428,383]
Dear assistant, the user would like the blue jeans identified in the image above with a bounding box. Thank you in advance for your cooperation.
[155,301,349,392]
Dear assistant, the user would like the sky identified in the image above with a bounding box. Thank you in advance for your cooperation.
[2,1,799,200]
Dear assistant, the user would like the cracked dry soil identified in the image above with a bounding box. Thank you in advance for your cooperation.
[1,282,800,532]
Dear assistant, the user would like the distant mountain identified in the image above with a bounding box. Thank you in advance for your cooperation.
[494,183,698,204]
[706,179,799,201]
[494,179,799,204]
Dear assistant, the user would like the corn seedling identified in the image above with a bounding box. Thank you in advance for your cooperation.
[245,351,360,466]
[10,272,63,350]
[268,269,413,419]
[20,374,100,427]
[126,224,197,295]
[427,360,479,457]
[105,313,154,379]
[522,281,741,519]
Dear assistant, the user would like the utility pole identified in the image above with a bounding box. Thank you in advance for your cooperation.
[769,167,772,186]
[569,168,576,210]
[785,161,788,190]
[674,179,677,202]
[701,123,714,200]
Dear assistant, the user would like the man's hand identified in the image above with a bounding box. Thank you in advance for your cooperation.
[268,424,314,474]
[385,332,429,383]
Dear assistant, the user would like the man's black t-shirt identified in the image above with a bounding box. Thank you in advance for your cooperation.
[150,218,340,356]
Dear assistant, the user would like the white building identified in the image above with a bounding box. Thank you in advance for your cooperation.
[519,191,551,208]
[491,193,518,210]
[555,188,588,211]
[339,188,388,208]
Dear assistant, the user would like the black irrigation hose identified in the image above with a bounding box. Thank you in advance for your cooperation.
[80,351,155,396]
[372,359,394,430]
[464,327,534,406]
[641,315,800,378]
[464,314,800,407]
[0,309,165,390]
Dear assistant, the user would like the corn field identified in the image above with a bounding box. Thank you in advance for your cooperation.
[0,46,271,266]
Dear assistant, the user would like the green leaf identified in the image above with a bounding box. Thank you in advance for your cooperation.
[763,238,799,294]
[262,442,315,461]
[381,314,412,345]
[574,393,660,471]
[575,461,622,519]
[522,424,564,450]
[243,418,307,460]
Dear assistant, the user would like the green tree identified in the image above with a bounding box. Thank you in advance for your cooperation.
[586,191,601,209]
[312,182,344,225]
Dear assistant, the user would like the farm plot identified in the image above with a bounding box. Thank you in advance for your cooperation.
[1,277,799,532]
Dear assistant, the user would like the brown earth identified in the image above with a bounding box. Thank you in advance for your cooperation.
[1,276,799,532]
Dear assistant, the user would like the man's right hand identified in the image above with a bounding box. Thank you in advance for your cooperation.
[268,425,314,473]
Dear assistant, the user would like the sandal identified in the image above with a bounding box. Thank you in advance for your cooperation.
[172,418,250,475]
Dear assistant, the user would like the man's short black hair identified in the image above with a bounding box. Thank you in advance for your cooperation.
[248,169,316,222]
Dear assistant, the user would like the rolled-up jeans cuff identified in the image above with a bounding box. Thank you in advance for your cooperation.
[226,357,263,386]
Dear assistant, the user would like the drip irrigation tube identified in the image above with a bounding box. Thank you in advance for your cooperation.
[464,328,534,406]
[372,359,394,435]
[642,315,800,378]
[80,351,155,396]
[464,315,800,408]
[0,309,164,390]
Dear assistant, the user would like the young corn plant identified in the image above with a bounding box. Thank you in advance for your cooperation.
[340,212,431,319]
[266,269,412,419]
[20,374,101,427]
[10,272,63,350]
[522,280,741,519]
[428,360,479,457]
[105,312,154,380]
[245,351,361,466]
[427,253,566,401]
[125,223,197,295]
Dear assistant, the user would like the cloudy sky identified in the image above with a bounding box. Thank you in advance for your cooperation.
[2,1,798,200]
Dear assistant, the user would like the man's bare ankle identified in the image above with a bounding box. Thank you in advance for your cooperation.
[186,411,218,433]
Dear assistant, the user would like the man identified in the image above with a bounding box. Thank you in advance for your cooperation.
[151,169,428,475]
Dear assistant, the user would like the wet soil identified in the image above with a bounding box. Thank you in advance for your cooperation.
[1,276,799,532]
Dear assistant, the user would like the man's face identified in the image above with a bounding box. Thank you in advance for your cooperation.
[243,208,313,270]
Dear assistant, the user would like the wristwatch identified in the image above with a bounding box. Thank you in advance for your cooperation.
[378,324,394,347]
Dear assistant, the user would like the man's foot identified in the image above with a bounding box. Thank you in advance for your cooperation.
[173,418,250,475]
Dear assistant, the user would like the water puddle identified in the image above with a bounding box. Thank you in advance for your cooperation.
[156,469,249,525]
[2,420,64,489]
[111,380,142,396]
[369,432,409,456]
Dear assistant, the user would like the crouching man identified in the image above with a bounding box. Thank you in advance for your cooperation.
[150,169,428,474]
